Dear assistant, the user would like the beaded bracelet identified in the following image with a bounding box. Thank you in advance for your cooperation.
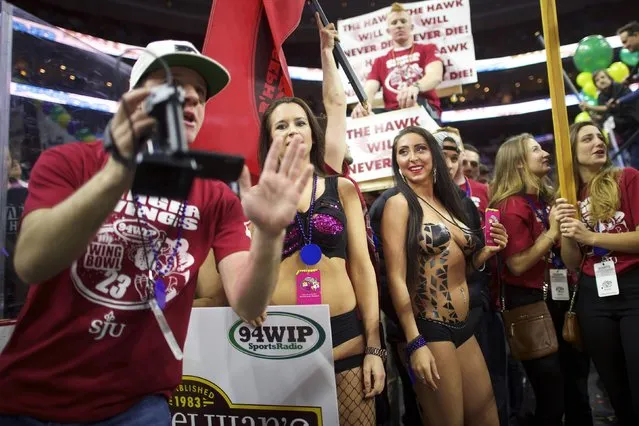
[405,335,427,359]
[365,347,388,363]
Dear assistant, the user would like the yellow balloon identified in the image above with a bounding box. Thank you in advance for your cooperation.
[575,111,591,123]
[582,81,598,98]
[607,61,630,83]
[56,113,71,128]
[576,71,593,88]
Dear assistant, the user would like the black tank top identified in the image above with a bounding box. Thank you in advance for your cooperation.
[281,176,348,261]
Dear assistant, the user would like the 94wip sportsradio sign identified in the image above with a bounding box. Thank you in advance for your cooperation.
[170,305,338,425]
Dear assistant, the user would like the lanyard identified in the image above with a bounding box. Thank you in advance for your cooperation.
[593,221,610,257]
[524,196,549,229]
[463,178,472,198]
[524,196,563,268]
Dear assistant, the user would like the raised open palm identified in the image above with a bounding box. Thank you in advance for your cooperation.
[239,138,313,236]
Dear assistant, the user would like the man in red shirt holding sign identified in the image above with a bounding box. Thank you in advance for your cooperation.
[0,40,312,425]
[351,2,444,119]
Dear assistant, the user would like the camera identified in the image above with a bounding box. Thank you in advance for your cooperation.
[129,84,245,200]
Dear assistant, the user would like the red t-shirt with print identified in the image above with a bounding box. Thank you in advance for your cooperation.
[459,178,489,225]
[498,195,558,289]
[579,168,639,276]
[368,43,442,114]
[0,142,251,422]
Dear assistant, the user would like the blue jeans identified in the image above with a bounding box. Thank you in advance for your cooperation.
[0,395,170,425]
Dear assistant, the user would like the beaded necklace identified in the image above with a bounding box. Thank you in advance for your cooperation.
[296,174,322,266]
[133,194,187,309]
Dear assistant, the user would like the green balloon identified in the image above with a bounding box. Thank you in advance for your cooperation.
[620,48,639,67]
[573,35,614,73]
[50,104,65,119]
[75,128,91,140]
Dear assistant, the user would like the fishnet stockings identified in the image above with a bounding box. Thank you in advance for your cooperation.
[335,366,376,426]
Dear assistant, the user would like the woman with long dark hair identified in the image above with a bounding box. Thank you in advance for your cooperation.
[557,121,639,426]
[490,134,592,426]
[248,16,385,426]
[381,126,507,426]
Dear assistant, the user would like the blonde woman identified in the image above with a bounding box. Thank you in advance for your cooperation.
[490,134,592,426]
[556,121,639,426]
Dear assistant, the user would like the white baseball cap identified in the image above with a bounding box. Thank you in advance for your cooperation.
[432,130,463,153]
[129,40,230,100]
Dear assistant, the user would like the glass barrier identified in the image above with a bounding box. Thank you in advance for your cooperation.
[1,1,130,318]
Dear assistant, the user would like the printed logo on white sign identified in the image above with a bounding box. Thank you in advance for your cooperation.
[337,0,476,103]
[229,312,326,360]
[179,306,339,424]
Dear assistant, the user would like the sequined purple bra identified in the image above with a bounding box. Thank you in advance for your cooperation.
[282,176,348,261]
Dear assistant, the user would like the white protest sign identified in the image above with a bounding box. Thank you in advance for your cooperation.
[171,305,338,425]
[337,0,476,103]
[346,106,438,182]
[0,321,15,354]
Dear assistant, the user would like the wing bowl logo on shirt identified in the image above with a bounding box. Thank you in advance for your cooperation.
[169,376,321,425]
[228,312,326,360]
[71,193,197,311]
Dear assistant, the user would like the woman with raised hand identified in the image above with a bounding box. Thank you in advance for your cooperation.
[246,14,385,426]
[557,121,639,426]
[382,126,506,426]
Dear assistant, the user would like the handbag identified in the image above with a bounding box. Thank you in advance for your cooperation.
[498,256,559,361]
[562,256,586,351]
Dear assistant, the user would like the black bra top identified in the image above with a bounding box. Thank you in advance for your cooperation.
[419,222,479,257]
[282,176,348,261]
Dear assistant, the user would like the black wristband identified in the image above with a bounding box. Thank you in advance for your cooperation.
[103,120,135,169]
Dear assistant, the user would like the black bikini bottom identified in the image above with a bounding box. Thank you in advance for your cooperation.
[331,309,364,347]
[415,306,482,348]
[334,353,365,374]
[331,309,365,374]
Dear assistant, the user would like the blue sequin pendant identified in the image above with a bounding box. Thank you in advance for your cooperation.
[300,244,322,266]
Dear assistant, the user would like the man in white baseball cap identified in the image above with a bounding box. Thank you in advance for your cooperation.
[432,129,463,179]
[127,40,230,145]
[0,40,313,425]
[129,40,229,100]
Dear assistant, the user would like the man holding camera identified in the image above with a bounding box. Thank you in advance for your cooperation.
[0,40,312,425]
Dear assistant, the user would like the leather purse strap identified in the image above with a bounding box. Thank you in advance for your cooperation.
[498,254,505,312]
[498,255,551,312]
[568,255,587,313]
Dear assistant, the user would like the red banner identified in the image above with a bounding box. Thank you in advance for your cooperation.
[195,0,306,177]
